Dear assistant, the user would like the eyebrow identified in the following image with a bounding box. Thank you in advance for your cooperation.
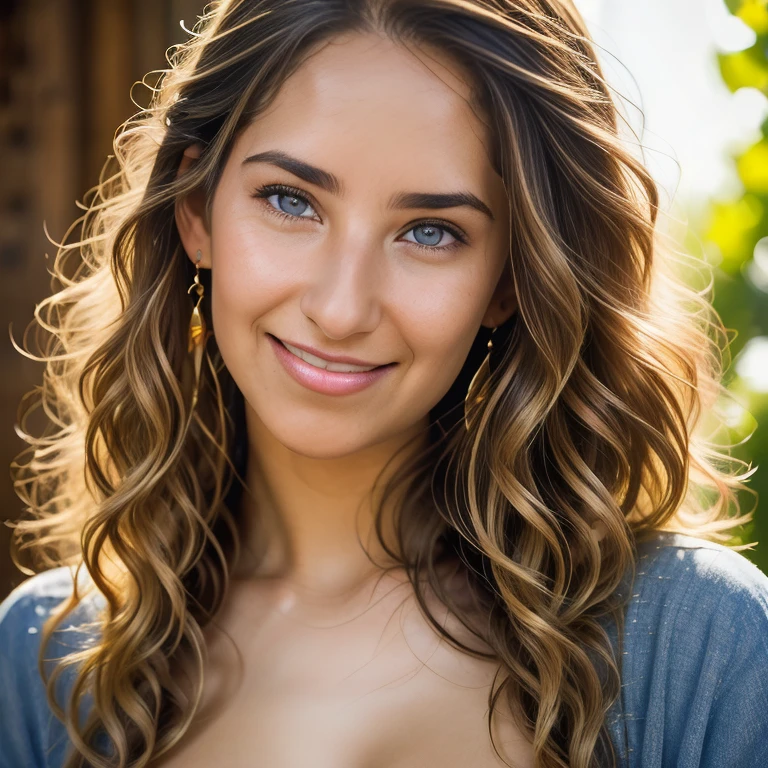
[242,149,495,221]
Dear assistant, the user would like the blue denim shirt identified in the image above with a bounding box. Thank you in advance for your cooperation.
[2,532,768,767]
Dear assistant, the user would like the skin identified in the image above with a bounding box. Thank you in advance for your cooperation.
[175,30,517,612]
[165,30,535,768]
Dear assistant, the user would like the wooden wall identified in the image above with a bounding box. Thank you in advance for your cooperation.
[0,0,204,599]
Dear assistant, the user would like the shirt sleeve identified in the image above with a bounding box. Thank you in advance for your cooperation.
[0,568,96,768]
[0,577,55,768]
[698,555,768,767]
[609,534,768,768]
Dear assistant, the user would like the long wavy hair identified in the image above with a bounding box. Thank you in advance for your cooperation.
[8,0,756,766]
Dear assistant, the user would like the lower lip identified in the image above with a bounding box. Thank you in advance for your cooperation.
[268,334,395,396]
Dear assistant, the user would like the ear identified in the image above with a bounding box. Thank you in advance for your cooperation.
[481,258,517,328]
[174,143,212,268]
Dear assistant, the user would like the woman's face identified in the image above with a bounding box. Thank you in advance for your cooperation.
[178,31,514,459]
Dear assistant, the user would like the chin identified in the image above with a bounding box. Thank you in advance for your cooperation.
[278,432,365,460]
[254,408,388,460]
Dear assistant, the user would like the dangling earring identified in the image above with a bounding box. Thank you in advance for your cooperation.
[464,327,495,431]
[186,249,207,411]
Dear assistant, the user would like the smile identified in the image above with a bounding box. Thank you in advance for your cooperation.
[267,334,395,396]
[281,340,378,372]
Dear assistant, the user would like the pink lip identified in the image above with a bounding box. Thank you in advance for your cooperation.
[268,334,395,396]
[277,337,382,367]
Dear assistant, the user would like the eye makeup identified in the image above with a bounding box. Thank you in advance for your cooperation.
[250,182,469,254]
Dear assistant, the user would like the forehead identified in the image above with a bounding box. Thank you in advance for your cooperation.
[233,31,498,191]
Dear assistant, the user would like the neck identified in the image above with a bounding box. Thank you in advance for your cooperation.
[234,402,430,601]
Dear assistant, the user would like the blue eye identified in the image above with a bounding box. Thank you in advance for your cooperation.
[251,183,467,253]
[402,223,460,250]
[274,193,311,216]
[254,184,319,220]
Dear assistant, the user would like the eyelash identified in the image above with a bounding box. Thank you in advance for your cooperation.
[251,183,468,253]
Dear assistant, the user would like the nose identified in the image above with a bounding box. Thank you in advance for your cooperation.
[299,241,382,340]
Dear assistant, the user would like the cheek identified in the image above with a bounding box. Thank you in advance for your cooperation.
[208,202,309,325]
[394,272,487,394]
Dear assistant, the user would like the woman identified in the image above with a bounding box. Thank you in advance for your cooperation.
[2,0,767,766]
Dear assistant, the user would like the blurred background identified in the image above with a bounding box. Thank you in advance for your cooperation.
[1,0,766,598]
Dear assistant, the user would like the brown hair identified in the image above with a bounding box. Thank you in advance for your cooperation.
[10,1,753,766]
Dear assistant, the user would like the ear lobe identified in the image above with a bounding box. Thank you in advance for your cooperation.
[482,261,517,328]
[174,143,212,268]
[482,297,517,329]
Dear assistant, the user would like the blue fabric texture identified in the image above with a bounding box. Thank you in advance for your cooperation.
[1,531,768,767]
[0,566,104,768]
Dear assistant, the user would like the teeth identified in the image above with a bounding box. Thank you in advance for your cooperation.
[282,341,378,373]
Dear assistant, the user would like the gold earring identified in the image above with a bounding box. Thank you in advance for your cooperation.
[463,329,495,431]
[187,249,207,410]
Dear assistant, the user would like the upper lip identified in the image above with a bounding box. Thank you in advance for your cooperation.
[271,334,391,368]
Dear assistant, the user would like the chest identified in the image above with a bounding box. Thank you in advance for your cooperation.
[149,579,535,768]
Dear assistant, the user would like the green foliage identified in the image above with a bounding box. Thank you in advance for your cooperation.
[704,0,768,572]
[725,0,768,33]
[719,41,768,93]
[707,195,763,272]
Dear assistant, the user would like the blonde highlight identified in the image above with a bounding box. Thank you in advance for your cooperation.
[9,1,755,766]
